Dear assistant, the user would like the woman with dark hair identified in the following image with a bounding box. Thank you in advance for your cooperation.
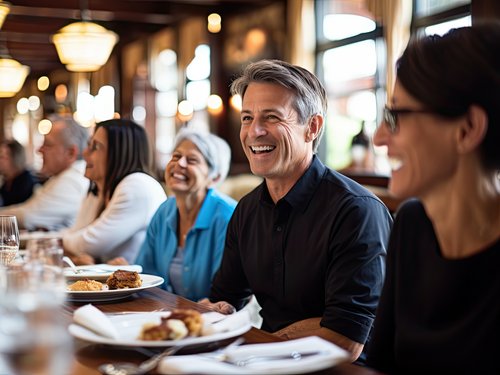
[62,119,166,264]
[0,139,38,206]
[366,23,500,374]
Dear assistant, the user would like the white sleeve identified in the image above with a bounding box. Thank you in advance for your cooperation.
[62,174,166,257]
[0,166,89,231]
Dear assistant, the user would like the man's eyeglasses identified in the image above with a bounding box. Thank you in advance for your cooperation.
[382,106,435,134]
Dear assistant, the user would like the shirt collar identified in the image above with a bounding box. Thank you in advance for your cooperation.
[193,188,217,230]
[259,155,326,212]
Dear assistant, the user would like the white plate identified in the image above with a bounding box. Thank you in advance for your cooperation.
[66,274,163,302]
[68,311,252,348]
[157,336,348,374]
[64,264,143,281]
[157,336,349,374]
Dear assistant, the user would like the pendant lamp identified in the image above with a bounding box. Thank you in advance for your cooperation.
[0,46,30,98]
[52,14,118,72]
[0,1,10,29]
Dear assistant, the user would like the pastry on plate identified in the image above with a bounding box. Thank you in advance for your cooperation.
[67,279,103,291]
[106,270,142,290]
[139,308,203,340]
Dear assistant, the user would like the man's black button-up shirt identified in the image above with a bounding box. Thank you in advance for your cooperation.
[210,156,392,344]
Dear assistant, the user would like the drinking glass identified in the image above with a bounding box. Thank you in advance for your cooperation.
[25,237,66,302]
[0,265,73,375]
[0,215,20,266]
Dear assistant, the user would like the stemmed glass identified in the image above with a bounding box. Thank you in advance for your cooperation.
[0,215,19,266]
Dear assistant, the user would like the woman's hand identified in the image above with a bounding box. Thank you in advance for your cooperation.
[198,298,236,314]
[107,257,129,265]
[71,253,96,266]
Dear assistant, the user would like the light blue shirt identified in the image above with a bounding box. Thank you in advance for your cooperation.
[135,188,237,301]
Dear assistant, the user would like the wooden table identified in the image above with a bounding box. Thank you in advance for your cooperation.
[64,288,383,375]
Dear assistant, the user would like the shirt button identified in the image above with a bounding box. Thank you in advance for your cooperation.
[276,226,282,232]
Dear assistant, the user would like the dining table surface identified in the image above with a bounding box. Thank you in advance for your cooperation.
[63,287,384,375]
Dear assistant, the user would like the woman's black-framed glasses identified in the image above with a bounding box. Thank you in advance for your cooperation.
[382,106,435,134]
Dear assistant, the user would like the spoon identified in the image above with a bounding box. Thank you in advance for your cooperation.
[98,345,183,375]
[62,256,82,274]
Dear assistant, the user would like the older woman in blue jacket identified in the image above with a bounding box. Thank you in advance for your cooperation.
[111,128,236,301]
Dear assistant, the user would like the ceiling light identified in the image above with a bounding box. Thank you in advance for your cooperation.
[0,1,10,30]
[0,51,30,98]
[52,21,118,72]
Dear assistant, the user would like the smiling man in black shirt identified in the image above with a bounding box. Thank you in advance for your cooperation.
[201,60,392,362]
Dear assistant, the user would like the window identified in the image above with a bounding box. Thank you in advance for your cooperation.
[412,0,471,34]
[153,48,178,167]
[316,0,471,176]
[316,0,384,173]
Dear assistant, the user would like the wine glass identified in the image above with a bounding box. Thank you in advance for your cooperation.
[0,215,19,266]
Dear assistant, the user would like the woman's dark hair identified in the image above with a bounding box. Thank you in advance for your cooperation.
[2,139,27,170]
[397,22,500,170]
[95,119,152,200]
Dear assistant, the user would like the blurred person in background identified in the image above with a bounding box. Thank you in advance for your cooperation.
[0,115,89,230]
[201,59,392,362]
[62,119,166,265]
[109,128,236,302]
[366,23,500,375]
[0,139,39,206]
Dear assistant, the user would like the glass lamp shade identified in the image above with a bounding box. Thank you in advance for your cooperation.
[52,21,118,72]
[0,1,10,29]
[0,57,30,98]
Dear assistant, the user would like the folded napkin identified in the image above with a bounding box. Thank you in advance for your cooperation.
[73,304,119,339]
[202,310,250,335]
[158,336,349,375]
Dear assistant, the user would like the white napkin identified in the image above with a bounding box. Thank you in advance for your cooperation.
[157,336,349,375]
[73,304,119,339]
[202,310,251,335]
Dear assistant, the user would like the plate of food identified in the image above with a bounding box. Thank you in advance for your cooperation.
[66,270,163,302]
[64,264,143,281]
[69,306,252,348]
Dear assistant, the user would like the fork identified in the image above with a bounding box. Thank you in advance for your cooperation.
[99,345,183,375]
[221,350,323,366]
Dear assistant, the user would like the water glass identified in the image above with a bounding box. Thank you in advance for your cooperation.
[25,237,66,301]
[0,215,20,266]
[0,265,73,375]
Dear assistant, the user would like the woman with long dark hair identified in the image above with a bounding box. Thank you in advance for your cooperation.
[62,119,166,264]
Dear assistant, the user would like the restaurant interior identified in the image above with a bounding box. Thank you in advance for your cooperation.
[0,1,499,374]
[0,0,498,207]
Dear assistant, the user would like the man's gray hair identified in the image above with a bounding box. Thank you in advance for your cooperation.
[230,59,328,152]
[48,114,89,160]
[173,128,231,186]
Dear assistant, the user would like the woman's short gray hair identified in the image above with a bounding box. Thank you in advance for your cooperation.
[230,59,328,153]
[173,128,231,186]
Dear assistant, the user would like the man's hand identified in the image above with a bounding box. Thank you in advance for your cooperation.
[273,317,363,362]
[198,298,236,314]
